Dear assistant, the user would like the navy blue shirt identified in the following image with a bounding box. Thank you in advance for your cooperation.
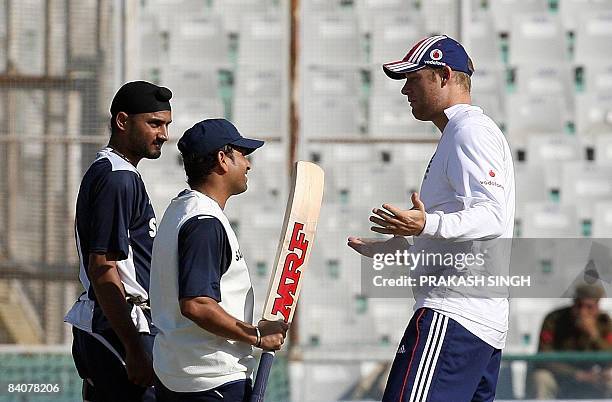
[75,150,156,333]
[177,215,232,303]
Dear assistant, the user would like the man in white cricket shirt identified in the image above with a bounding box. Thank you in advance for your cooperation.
[150,119,288,402]
[349,35,515,402]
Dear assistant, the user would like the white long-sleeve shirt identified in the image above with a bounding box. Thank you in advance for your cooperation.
[413,104,515,349]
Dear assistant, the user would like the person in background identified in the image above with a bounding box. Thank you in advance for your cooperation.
[529,283,612,399]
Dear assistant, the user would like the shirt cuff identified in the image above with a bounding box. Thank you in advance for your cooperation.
[419,212,440,238]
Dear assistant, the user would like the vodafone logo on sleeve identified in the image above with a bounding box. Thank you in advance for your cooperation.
[481,169,503,189]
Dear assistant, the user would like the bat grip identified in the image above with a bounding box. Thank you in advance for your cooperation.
[250,350,276,402]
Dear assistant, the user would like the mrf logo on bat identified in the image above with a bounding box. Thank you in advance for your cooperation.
[271,222,309,321]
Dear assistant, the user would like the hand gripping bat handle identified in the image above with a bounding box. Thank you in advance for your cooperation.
[250,350,276,402]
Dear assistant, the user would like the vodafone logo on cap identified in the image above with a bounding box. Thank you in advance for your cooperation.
[430,49,443,61]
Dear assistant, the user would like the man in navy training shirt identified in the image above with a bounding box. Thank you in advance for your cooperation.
[150,119,288,402]
[65,80,172,402]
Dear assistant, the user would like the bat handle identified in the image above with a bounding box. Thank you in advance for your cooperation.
[250,350,276,402]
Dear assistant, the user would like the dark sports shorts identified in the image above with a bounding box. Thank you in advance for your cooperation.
[383,308,502,402]
[71,326,156,402]
[155,378,252,402]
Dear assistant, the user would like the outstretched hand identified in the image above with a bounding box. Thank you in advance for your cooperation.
[347,236,411,257]
[347,237,387,257]
[369,193,426,237]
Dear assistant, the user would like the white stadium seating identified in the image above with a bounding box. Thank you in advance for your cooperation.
[508,13,567,67]
[520,202,580,238]
[489,0,549,34]
[302,11,363,66]
[370,13,423,64]
[168,15,229,65]
[574,11,612,65]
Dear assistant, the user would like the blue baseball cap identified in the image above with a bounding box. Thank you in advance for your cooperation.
[178,119,264,158]
[383,35,473,80]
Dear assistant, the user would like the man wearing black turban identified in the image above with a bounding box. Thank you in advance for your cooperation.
[65,81,172,401]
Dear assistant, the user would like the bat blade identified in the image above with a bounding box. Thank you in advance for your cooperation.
[250,161,324,402]
[261,160,324,323]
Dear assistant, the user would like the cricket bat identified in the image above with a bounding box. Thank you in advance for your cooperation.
[250,161,324,402]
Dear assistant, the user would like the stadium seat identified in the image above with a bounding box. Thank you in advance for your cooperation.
[420,0,459,38]
[369,95,436,139]
[162,67,219,100]
[138,14,164,78]
[506,95,567,147]
[471,64,507,127]
[213,0,276,33]
[355,0,413,34]
[513,162,549,219]
[376,142,438,166]
[301,66,361,139]
[583,63,612,93]
[302,11,363,66]
[302,303,379,346]
[171,98,225,133]
[592,202,612,237]
[559,0,612,32]
[303,66,361,97]
[508,13,567,67]
[147,0,206,22]
[302,97,361,139]
[233,68,286,138]
[235,67,284,98]
[233,97,286,139]
[526,135,582,189]
[371,65,406,97]
[237,13,287,66]
[488,0,549,34]
[575,91,612,138]
[513,63,574,109]
[167,15,229,66]
[370,13,424,64]
[369,299,414,346]
[520,202,580,238]
[464,15,503,66]
[302,0,346,12]
[574,11,612,65]
[329,163,414,207]
[469,64,506,95]
[306,143,375,170]
[560,161,612,219]
[594,134,612,164]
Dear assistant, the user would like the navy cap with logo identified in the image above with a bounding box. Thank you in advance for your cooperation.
[178,119,264,158]
[383,35,473,80]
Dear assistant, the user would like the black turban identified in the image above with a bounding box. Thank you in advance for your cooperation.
[110,81,172,116]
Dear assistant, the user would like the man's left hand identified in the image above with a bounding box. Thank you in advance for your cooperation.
[370,192,426,236]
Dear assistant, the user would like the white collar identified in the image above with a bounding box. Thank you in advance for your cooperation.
[190,188,223,211]
[443,103,481,121]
